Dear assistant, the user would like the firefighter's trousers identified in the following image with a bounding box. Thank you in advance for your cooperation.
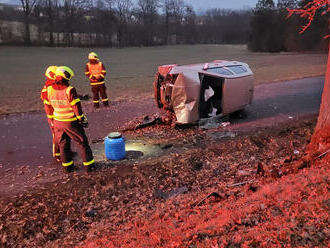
[50,126,72,160]
[91,83,108,107]
[53,120,94,167]
[49,125,60,158]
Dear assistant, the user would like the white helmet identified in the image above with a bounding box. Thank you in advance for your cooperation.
[55,66,74,80]
[88,52,99,60]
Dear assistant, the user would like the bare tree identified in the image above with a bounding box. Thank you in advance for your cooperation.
[62,0,91,46]
[100,0,117,46]
[112,0,132,46]
[45,0,59,46]
[36,0,60,46]
[162,0,184,44]
[137,0,159,26]
[181,4,196,44]
[137,0,159,45]
[20,0,38,45]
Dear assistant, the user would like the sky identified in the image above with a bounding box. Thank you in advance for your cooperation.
[0,0,261,11]
[187,0,258,11]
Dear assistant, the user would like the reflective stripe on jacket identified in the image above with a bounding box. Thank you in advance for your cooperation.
[47,86,77,122]
[87,62,102,76]
[86,62,106,84]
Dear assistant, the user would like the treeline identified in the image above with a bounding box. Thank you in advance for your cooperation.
[0,0,327,51]
[0,0,251,47]
[249,0,329,52]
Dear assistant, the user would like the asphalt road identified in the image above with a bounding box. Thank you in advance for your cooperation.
[0,76,324,168]
[0,76,324,196]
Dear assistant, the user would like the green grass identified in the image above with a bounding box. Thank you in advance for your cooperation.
[0,45,327,115]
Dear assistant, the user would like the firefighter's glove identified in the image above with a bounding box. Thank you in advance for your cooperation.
[79,116,89,128]
[91,76,97,81]
[48,118,53,126]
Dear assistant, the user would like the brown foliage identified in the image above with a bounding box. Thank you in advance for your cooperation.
[1,117,329,247]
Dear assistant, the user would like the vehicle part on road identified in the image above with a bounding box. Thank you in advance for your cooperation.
[153,60,255,124]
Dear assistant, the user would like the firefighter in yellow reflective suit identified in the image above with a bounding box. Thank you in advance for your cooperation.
[85,52,109,108]
[44,66,95,173]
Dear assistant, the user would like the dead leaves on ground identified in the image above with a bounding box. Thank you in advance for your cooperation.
[0,118,324,248]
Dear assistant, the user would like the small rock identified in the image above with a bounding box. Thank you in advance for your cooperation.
[85,208,97,217]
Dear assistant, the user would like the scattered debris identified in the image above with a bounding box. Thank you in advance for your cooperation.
[227,179,255,187]
[317,149,330,158]
[207,131,236,140]
[192,192,223,207]
[85,208,97,217]
[221,122,231,127]
[154,186,189,200]
[199,115,225,130]
[135,115,161,129]
[0,117,323,248]
[237,170,251,176]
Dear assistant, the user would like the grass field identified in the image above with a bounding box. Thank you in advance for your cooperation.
[0,45,327,115]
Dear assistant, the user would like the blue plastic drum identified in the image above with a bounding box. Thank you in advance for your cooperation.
[104,132,126,160]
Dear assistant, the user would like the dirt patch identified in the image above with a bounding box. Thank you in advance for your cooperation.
[1,116,328,248]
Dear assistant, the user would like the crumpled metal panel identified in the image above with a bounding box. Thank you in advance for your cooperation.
[171,72,200,124]
[158,64,177,77]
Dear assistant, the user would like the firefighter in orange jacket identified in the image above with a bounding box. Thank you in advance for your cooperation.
[40,66,61,162]
[85,52,109,108]
[44,66,95,172]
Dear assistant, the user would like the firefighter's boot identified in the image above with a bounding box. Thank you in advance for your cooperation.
[93,102,100,109]
[54,156,61,163]
[85,163,96,173]
[63,164,75,173]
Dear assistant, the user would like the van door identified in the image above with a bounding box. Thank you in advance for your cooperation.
[222,75,254,114]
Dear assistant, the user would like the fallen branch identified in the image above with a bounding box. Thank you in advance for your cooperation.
[227,179,255,187]
[317,149,330,158]
[192,192,222,207]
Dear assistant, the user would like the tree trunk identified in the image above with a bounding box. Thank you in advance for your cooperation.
[48,11,54,46]
[24,13,31,45]
[308,42,330,155]
[165,10,169,44]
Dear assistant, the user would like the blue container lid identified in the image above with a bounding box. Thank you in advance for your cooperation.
[107,132,122,139]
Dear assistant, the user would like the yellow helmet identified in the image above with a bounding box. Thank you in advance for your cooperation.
[45,66,57,80]
[88,52,99,60]
[55,66,74,80]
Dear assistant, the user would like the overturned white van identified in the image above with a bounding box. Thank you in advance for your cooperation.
[153,60,255,124]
